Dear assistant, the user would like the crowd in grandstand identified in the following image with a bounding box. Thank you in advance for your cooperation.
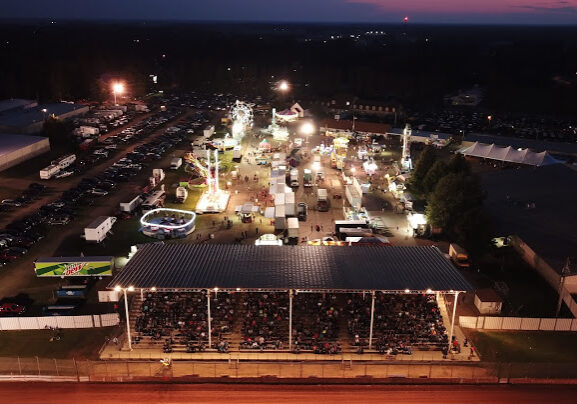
[134,291,235,351]
[131,291,448,355]
[346,293,447,352]
[241,292,288,350]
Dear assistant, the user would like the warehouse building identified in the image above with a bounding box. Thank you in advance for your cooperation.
[0,102,89,134]
[0,133,50,172]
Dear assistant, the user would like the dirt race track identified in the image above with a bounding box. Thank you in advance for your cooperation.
[1,383,577,403]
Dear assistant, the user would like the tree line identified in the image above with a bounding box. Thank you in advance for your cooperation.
[408,147,490,256]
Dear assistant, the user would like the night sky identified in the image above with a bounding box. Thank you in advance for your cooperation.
[1,0,577,24]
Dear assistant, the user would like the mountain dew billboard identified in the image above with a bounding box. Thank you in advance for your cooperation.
[34,256,114,277]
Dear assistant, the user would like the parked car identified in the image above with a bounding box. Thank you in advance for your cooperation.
[87,188,109,197]
[47,215,72,226]
[11,237,35,248]
[0,303,26,315]
[1,199,22,207]
[28,183,46,192]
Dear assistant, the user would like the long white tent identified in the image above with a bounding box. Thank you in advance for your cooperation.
[457,142,562,166]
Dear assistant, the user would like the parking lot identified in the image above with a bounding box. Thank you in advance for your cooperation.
[0,107,198,302]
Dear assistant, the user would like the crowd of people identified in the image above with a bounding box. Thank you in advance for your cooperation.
[241,292,288,350]
[346,293,447,354]
[132,291,449,354]
[134,291,235,351]
[291,293,339,352]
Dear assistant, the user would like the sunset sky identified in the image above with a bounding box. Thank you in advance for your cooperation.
[2,0,577,24]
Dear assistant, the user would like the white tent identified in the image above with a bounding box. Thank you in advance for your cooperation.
[458,142,562,166]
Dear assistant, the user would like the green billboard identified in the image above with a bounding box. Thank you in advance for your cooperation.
[34,257,114,277]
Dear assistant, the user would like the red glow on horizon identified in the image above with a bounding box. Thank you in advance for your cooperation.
[404,16,409,22]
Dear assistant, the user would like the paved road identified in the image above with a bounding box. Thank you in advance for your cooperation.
[1,383,577,403]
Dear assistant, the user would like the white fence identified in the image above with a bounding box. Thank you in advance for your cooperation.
[460,315,577,331]
[0,313,119,331]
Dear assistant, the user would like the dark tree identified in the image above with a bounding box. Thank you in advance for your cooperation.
[447,153,472,175]
[426,172,484,233]
[43,116,71,146]
[422,160,448,195]
[407,146,436,197]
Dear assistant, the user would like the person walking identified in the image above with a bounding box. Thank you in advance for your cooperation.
[442,345,448,359]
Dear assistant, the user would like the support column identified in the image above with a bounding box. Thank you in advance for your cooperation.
[288,289,293,351]
[140,288,144,300]
[368,291,376,349]
[207,291,212,349]
[448,291,460,351]
[124,289,132,351]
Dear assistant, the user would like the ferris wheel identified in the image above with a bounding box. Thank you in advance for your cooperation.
[230,100,253,128]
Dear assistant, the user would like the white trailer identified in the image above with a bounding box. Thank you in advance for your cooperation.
[170,158,183,170]
[203,125,215,138]
[274,205,287,230]
[79,126,99,135]
[274,192,285,207]
[84,216,117,243]
[287,217,299,239]
[317,188,329,212]
[119,195,143,213]
[56,154,76,170]
[289,169,299,187]
[176,187,188,203]
[40,164,61,180]
[285,192,296,217]
[232,145,242,160]
[152,168,165,183]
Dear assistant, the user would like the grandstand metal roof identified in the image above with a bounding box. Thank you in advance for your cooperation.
[109,244,472,293]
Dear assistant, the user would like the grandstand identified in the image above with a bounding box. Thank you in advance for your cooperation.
[110,244,472,355]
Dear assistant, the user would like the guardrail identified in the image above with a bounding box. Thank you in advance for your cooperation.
[0,313,119,331]
[0,356,576,382]
[459,316,577,331]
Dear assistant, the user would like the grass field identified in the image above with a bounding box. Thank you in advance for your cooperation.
[468,330,577,363]
[0,328,114,359]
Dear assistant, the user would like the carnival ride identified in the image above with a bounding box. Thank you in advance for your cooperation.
[401,123,413,171]
[230,100,253,140]
[261,108,289,141]
[140,208,196,239]
[195,149,230,213]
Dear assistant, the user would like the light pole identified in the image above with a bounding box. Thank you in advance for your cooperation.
[115,285,134,351]
[112,82,124,106]
[278,80,289,92]
[276,80,290,108]
[41,108,47,121]
[299,121,315,148]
